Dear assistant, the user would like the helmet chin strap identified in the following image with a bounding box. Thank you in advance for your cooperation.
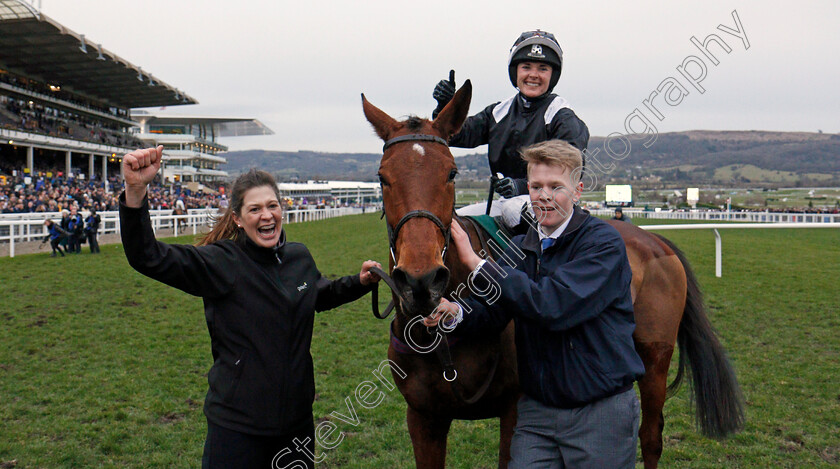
[517,91,550,107]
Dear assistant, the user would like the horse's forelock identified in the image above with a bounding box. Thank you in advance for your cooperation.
[405,115,425,132]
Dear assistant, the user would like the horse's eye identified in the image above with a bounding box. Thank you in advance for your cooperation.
[447,169,458,182]
[378,173,389,186]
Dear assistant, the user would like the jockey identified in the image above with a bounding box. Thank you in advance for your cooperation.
[431,30,589,228]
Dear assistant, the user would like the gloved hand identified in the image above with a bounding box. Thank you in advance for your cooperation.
[500,195,529,228]
[494,177,527,198]
[432,70,456,119]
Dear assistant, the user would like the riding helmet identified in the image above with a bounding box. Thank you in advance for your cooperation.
[508,30,563,93]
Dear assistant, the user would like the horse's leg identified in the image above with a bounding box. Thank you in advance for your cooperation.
[407,406,452,469]
[635,341,675,469]
[497,396,519,469]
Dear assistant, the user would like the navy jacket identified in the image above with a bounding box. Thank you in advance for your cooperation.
[456,206,644,408]
[43,224,68,241]
[449,93,589,195]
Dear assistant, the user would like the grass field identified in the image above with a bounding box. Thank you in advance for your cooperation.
[1,214,839,468]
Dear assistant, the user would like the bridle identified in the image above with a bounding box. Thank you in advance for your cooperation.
[370,132,501,404]
[382,133,448,151]
[381,134,453,266]
[385,210,451,266]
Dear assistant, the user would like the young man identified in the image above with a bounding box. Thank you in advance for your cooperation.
[431,30,589,218]
[612,206,631,222]
[428,140,644,468]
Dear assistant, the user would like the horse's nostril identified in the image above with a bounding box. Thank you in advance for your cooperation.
[392,268,409,292]
[392,266,449,303]
[430,266,450,295]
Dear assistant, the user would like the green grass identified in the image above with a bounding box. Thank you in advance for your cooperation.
[714,164,803,183]
[1,214,839,467]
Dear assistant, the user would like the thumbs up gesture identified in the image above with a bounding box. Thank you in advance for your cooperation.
[432,70,457,119]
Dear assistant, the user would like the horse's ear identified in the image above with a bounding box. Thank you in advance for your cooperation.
[432,79,472,140]
[362,93,400,141]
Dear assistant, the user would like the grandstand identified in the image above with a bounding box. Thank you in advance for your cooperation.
[0,0,270,188]
[277,180,381,205]
[0,0,196,182]
[133,111,272,184]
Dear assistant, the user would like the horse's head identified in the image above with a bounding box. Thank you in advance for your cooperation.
[362,81,472,316]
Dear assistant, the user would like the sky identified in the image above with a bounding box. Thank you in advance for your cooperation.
[34,0,840,155]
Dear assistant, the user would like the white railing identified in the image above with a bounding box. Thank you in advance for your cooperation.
[0,210,216,258]
[590,209,840,224]
[641,223,840,278]
[283,206,367,223]
[1,205,376,257]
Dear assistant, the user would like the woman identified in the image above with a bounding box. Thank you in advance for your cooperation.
[120,146,381,468]
[432,30,589,221]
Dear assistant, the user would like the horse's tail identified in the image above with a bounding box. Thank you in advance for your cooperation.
[654,233,745,439]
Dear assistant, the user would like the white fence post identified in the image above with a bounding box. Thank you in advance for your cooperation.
[641,223,840,278]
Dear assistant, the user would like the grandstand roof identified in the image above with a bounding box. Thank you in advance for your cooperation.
[0,0,196,109]
[132,111,274,137]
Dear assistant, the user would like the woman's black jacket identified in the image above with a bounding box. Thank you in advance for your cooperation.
[120,195,372,435]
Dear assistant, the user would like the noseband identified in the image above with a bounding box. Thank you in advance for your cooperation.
[381,133,453,265]
[387,210,451,264]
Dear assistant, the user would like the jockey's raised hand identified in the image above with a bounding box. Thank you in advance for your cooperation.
[432,70,456,119]
[123,146,163,208]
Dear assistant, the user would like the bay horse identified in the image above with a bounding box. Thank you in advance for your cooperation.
[173,206,188,232]
[362,81,744,469]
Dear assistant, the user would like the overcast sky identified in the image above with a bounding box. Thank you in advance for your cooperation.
[37,0,840,155]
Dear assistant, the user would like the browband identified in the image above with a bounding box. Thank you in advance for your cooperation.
[382,134,449,151]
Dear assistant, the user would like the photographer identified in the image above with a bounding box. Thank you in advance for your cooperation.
[41,219,69,257]
[85,208,101,253]
[67,206,85,254]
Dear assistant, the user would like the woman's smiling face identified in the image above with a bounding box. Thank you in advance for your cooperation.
[233,185,283,248]
[516,61,552,98]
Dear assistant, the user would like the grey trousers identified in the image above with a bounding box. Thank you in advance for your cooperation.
[509,389,640,469]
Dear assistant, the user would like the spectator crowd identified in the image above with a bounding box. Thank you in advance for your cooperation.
[1,164,228,214]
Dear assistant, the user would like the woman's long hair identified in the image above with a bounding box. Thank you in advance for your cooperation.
[197,169,281,246]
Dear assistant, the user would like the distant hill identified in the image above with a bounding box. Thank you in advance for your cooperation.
[220,150,382,181]
[222,131,840,187]
[587,130,840,187]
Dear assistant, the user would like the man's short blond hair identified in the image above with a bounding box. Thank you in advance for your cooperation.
[521,140,583,176]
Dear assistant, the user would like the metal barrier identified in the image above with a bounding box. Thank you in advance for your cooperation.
[641,223,840,278]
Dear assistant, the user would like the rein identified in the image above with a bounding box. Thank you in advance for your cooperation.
[370,265,402,319]
[372,133,501,404]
